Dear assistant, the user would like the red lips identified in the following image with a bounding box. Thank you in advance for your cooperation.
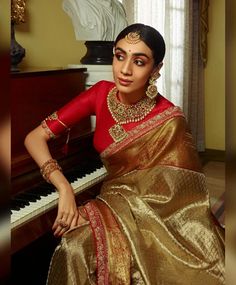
[118,77,133,86]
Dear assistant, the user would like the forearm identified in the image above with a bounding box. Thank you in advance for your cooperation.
[24,125,73,193]
[46,170,73,193]
[25,125,80,236]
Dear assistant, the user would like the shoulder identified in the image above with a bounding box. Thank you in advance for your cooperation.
[85,81,115,106]
[153,93,175,115]
[159,107,188,135]
[157,93,174,107]
[98,80,116,88]
[152,95,186,129]
[89,80,115,93]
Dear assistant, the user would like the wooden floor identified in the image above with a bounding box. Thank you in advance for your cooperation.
[203,161,225,227]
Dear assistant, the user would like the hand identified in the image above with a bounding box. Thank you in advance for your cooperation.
[52,186,79,237]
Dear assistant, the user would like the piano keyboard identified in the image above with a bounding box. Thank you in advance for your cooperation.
[11,165,107,231]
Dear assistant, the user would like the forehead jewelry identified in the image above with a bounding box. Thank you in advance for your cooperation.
[125,31,141,44]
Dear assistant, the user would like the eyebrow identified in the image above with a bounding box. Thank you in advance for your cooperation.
[115,47,151,59]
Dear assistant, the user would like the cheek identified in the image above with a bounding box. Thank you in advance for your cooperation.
[112,62,120,77]
[112,65,117,78]
[135,71,151,84]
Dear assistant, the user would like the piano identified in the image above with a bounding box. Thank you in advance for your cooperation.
[11,68,107,284]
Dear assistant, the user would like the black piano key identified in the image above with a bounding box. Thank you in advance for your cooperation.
[39,184,55,194]
[65,168,84,181]
[25,188,42,199]
[63,159,103,183]
[14,198,30,206]
[16,193,39,202]
[76,172,85,179]
[25,187,48,198]
[11,199,26,209]
[10,203,22,211]
[25,192,42,200]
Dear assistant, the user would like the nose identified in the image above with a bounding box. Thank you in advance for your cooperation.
[121,59,132,76]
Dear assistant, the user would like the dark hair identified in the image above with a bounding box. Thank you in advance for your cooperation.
[114,23,165,67]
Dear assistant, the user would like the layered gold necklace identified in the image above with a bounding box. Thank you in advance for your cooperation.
[107,87,156,142]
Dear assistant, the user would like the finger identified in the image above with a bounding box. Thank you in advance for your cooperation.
[67,211,79,229]
[70,214,79,229]
[53,224,69,237]
[54,211,78,234]
[54,226,64,238]
[52,219,58,231]
[52,217,62,231]
[52,212,69,230]
[52,211,63,230]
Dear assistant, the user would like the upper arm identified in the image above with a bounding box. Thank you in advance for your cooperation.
[41,82,101,138]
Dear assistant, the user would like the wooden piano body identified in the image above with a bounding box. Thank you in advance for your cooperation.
[11,68,103,284]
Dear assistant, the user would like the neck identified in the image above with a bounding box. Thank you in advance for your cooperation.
[118,89,146,105]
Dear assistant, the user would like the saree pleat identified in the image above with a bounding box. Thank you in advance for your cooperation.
[99,165,224,284]
[47,107,224,284]
[46,222,97,285]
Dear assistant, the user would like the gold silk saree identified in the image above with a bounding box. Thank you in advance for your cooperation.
[47,106,225,285]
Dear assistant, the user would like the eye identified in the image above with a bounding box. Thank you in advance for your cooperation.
[115,53,124,61]
[134,59,145,66]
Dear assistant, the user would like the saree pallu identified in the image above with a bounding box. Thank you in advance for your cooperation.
[47,107,225,285]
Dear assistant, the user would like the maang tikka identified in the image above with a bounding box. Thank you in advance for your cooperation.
[125,31,141,44]
[146,72,160,100]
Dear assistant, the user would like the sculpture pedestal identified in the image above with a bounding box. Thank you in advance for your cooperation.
[81,41,114,65]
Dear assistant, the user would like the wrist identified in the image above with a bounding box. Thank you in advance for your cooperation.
[56,181,74,193]
[40,158,62,183]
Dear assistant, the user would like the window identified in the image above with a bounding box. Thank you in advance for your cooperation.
[120,0,187,108]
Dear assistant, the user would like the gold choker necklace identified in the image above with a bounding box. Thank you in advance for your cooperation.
[107,87,156,142]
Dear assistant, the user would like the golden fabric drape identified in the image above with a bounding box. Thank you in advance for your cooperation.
[47,107,224,284]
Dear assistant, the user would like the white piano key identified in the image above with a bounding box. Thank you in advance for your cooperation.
[11,166,107,231]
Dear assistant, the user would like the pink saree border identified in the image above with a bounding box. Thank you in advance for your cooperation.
[84,202,109,285]
[101,106,184,159]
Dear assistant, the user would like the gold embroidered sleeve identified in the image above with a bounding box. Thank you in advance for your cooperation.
[41,111,70,139]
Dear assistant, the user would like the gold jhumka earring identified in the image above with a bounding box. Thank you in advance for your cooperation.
[125,31,141,44]
[146,72,160,100]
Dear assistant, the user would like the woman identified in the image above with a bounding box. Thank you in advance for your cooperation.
[24,24,225,284]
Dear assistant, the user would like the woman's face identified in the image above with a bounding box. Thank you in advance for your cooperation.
[112,37,156,101]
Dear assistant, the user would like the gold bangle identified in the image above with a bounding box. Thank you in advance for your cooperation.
[40,159,62,183]
[40,158,57,171]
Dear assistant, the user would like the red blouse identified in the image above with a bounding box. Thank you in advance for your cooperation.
[43,80,174,153]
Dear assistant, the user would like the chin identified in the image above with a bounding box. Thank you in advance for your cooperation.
[116,84,132,94]
[115,81,131,91]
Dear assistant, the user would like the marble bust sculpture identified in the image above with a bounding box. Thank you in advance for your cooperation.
[62,0,128,41]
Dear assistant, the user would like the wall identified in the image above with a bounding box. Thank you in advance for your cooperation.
[15,0,86,69]
[204,1,225,150]
[14,1,225,150]
[0,0,10,49]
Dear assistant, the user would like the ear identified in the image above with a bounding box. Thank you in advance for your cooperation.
[151,62,163,78]
[151,62,163,77]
